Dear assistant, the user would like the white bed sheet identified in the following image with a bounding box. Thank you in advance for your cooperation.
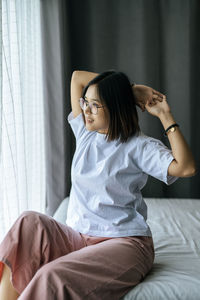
[124,198,200,300]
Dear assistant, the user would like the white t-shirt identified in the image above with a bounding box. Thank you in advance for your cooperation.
[66,112,177,237]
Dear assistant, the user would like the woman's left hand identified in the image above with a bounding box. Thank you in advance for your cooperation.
[145,95,171,118]
[133,84,165,112]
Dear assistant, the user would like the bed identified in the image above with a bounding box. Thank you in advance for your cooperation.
[53,197,200,300]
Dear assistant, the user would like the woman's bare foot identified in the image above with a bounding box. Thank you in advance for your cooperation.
[0,264,19,299]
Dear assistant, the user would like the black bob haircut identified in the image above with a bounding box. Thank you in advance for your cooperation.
[82,70,140,143]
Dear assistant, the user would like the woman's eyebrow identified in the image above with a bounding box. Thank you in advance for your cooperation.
[84,96,101,103]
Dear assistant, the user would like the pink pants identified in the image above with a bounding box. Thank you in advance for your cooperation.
[0,211,154,299]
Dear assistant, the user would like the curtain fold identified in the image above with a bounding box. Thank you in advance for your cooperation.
[0,0,45,242]
[40,0,75,216]
[40,0,200,217]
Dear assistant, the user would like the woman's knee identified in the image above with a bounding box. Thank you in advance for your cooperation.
[14,211,52,240]
[19,210,42,219]
[17,211,48,226]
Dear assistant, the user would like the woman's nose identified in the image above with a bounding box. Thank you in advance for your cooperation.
[85,105,92,114]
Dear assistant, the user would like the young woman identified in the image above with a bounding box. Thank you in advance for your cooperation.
[0,70,196,300]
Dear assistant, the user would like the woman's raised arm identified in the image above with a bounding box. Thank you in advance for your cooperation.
[70,70,98,118]
[145,96,197,178]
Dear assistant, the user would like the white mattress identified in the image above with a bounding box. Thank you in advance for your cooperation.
[123,198,200,300]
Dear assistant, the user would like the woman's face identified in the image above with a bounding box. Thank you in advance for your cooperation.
[83,85,110,134]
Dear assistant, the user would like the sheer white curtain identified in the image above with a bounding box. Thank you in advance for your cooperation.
[0,0,46,242]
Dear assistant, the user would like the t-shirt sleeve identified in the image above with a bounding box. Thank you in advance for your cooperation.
[136,135,178,185]
[67,111,88,140]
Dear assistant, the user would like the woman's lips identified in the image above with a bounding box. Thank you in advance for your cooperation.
[86,118,94,123]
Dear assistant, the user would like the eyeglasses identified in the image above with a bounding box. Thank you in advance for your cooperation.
[79,97,106,115]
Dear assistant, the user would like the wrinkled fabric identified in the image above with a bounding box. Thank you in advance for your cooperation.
[124,198,200,300]
[67,112,177,238]
[0,211,154,299]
